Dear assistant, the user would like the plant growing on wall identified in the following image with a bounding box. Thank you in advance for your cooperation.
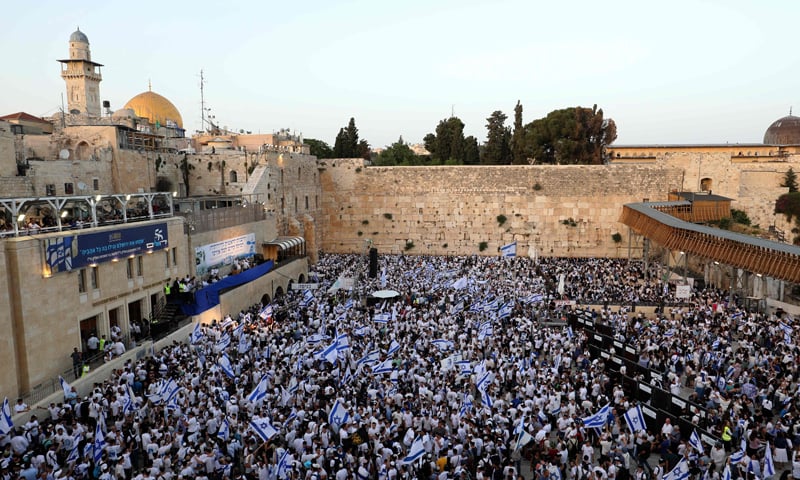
[561,218,578,227]
[478,241,488,252]
[496,214,507,226]
[533,182,542,191]
[383,213,393,220]
[404,240,415,251]
[154,155,163,172]
[611,232,623,243]
[362,220,369,225]
[179,154,194,196]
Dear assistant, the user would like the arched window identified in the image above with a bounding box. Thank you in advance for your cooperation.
[700,178,713,191]
[76,141,90,160]
[229,170,238,183]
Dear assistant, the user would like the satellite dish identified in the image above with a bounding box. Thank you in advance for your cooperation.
[59,149,70,160]
[77,182,87,191]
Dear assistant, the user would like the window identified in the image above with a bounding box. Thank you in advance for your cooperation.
[172,248,177,266]
[64,183,74,195]
[78,269,86,293]
[295,197,298,213]
[165,251,170,268]
[127,258,133,279]
[305,196,309,210]
[137,256,143,276]
[46,184,56,196]
[700,178,713,192]
[93,178,99,191]
[315,195,318,208]
[230,171,238,183]
[90,266,98,289]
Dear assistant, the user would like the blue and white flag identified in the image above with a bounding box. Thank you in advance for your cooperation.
[452,277,469,290]
[623,405,647,433]
[232,322,244,339]
[478,321,493,341]
[689,429,704,454]
[357,350,381,366]
[218,354,235,378]
[431,339,454,351]
[248,375,270,403]
[730,448,745,464]
[259,304,273,320]
[299,290,314,308]
[306,333,327,345]
[276,450,293,479]
[498,302,514,319]
[335,332,350,352]
[764,441,776,478]
[0,398,13,435]
[538,410,549,424]
[722,464,731,480]
[353,326,368,337]
[400,436,426,465]
[372,359,395,374]
[387,340,401,356]
[93,423,105,463]
[455,360,473,375]
[373,313,391,323]
[328,399,350,429]
[249,416,278,442]
[459,394,473,417]
[238,333,251,354]
[566,326,574,340]
[476,371,494,408]
[380,268,387,288]
[500,241,517,257]
[318,339,340,364]
[59,376,72,396]
[66,445,80,464]
[581,403,610,429]
[190,323,203,344]
[664,458,690,480]
[217,418,230,441]
[216,332,231,351]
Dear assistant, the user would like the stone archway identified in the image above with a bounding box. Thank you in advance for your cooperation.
[76,141,91,160]
[298,274,305,284]
[274,286,284,298]
[260,293,271,306]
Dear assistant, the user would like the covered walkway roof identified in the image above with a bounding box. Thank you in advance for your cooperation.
[620,202,800,283]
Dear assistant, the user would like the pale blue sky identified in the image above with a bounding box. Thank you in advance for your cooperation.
[2,0,798,148]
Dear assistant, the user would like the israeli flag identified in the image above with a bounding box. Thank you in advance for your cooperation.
[66,445,80,464]
[722,464,732,480]
[299,289,314,308]
[233,323,244,338]
[357,350,381,366]
[218,354,235,378]
[431,339,454,351]
[336,333,350,352]
[306,333,327,345]
[190,323,203,344]
[259,304,273,320]
[400,436,426,465]
[93,423,105,463]
[729,448,745,464]
[238,333,251,354]
[500,241,517,257]
[373,313,391,323]
[276,450,293,479]
[59,376,72,396]
[623,405,647,433]
[689,429,704,454]
[455,360,473,375]
[249,416,278,442]
[328,399,350,429]
[515,429,534,452]
[372,359,395,374]
[484,298,500,312]
[380,268,387,288]
[764,441,776,478]
[459,394,473,417]
[247,375,270,403]
[318,339,340,364]
[0,398,13,435]
[341,366,353,387]
[566,326,574,340]
[452,277,469,290]
[581,403,611,429]
[498,302,513,319]
[538,410,549,424]
[217,418,230,441]
[216,332,231,351]
[478,322,493,341]
[387,340,401,356]
[663,458,690,480]
[353,326,368,337]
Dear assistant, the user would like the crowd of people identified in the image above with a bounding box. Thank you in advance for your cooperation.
[1,253,798,480]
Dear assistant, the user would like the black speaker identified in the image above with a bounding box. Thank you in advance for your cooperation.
[368,247,378,278]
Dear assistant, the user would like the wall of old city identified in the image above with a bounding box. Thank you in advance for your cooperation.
[2,217,187,395]
[319,160,685,257]
[0,247,19,401]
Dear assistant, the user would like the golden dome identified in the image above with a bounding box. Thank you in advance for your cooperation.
[123,90,183,129]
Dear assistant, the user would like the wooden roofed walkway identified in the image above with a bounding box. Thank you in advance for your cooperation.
[620,202,800,283]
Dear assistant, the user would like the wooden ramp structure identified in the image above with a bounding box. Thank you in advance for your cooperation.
[620,201,800,283]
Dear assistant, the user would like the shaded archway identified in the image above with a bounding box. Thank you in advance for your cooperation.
[298,274,305,284]
[274,286,284,298]
[76,141,91,160]
[260,293,271,306]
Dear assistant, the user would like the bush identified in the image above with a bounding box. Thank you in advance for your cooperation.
[561,218,578,227]
[383,213,393,220]
[478,241,488,252]
[611,232,623,243]
[361,220,369,225]
[357,231,363,236]
[442,243,448,248]
[404,240,415,251]
[533,182,542,191]
[776,192,800,222]
[730,209,751,226]
[717,217,732,230]
[497,214,507,226]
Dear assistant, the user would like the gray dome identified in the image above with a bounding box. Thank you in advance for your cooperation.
[70,28,89,44]
[764,115,800,145]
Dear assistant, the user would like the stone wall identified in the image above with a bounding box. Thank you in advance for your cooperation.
[0,247,18,401]
[319,160,684,257]
[0,121,16,177]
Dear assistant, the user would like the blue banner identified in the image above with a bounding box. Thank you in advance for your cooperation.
[45,223,169,273]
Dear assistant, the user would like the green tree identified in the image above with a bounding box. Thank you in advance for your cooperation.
[523,105,617,165]
[781,167,799,193]
[483,110,512,165]
[511,100,527,164]
[375,136,420,166]
[332,117,369,159]
[464,136,480,165]
[305,138,334,159]
[425,117,466,163]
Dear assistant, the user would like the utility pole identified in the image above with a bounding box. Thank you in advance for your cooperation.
[200,69,205,132]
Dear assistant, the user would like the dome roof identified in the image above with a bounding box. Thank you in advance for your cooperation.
[123,90,183,129]
[70,28,89,44]
[763,114,800,145]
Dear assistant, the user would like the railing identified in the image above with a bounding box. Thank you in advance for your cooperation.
[179,204,268,234]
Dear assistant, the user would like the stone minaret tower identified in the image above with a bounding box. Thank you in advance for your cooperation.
[58,28,103,116]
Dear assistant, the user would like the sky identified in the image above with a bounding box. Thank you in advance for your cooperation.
[2,0,799,148]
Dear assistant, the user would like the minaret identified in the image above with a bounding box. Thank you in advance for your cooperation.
[58,28,103,116]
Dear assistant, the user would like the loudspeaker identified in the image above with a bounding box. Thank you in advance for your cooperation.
[368,247,378,278]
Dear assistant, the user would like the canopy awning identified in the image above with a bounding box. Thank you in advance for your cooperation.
[262,236,305,250]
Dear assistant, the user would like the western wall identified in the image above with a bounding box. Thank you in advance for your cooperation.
[317,160,686,258]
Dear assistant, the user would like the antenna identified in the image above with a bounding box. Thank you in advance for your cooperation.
[199,69,206,132]
[60,93,66,128]
[451,104,455,118]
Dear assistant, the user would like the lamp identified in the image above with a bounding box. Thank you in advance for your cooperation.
[60,211,68,218]
[17,214,25,222]
[95,194,102,201]
[172,191,178,197]
[125,194,131,201]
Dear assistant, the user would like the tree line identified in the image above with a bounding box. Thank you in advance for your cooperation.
[305,102,618,166]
